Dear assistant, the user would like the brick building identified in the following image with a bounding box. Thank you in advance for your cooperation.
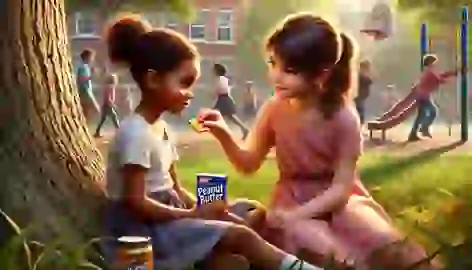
[68,0,249,91]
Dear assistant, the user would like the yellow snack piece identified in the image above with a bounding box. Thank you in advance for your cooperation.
[188,118,201,133]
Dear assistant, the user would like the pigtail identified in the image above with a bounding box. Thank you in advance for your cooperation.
[320,33,356,119]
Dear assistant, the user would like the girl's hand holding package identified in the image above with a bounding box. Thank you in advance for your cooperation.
[192,200,227,220]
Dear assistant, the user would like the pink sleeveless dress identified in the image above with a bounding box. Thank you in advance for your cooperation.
[262,99,413,265]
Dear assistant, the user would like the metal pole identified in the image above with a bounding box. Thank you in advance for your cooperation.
[420,23,428,71]
[460,7,469,142]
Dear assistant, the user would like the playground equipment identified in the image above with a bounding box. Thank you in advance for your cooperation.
[366,7,469,142]
[361,0,394,40]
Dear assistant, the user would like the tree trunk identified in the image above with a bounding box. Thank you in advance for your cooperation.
[0,0,106,246]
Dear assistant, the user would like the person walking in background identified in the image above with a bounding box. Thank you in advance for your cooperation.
[94,73,120,137]
[77,49,100,121]
[242,80,258,122]
[354,60,373,125]
[212,63,249,139]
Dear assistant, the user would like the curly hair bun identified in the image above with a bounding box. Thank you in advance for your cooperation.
[105,14,152,65]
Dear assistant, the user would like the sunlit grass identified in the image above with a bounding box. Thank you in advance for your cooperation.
[176,144,472,267]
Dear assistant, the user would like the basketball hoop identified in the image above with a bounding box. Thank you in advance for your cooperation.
[361,1,394,41]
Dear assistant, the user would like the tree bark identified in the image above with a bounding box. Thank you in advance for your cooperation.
[0,0,106,246]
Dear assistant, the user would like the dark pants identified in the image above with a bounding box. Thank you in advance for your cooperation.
[355,98,366,124]
[409,98,438,137]
[95,103,119,135]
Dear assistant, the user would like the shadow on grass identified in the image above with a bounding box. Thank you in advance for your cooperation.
[361,141,464,186]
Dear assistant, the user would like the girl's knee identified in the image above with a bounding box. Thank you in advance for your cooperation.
[216,225,258,255]
[221,224,258,249]
[289,220,346,260]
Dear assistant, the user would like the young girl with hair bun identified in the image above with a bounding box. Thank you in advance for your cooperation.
[102,14,324,270]
[198,13,439,270]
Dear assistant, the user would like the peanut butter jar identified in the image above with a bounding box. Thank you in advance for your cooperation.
[114,236,153,270]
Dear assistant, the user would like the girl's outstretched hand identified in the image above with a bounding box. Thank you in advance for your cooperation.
[197,108,231,139]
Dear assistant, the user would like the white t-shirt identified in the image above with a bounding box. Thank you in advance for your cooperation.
[106,113,179,200]
[215,76,230,95]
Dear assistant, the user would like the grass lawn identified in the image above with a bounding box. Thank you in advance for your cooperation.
[3,139,471,269]
[176,141,472,254]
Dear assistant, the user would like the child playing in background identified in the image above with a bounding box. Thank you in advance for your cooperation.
[94,73,120,137]
[354,60,373,125]
[408,54,458,141]
[103,14,323,270]
[199,13,437,270]
[243,80,258,122]
[77,49,100,121]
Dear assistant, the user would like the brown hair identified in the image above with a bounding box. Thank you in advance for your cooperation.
[266,13,356,119]
[106,73,118,85]
[80,49,94,61]
[213,63,227,76]
[105,14,198,89]
[360,60,371,69]
[423,54,438,67]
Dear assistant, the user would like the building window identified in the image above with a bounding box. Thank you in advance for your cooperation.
[216,9,233,42]
[74,12,98,37]
[189,9,209,41]
[144,12,179,31]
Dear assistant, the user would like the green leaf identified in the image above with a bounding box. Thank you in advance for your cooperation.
[66,0,192,19]
[236,0,334,82]
[0,209,33,270]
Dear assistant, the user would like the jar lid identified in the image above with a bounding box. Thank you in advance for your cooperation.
[117,236,151,246]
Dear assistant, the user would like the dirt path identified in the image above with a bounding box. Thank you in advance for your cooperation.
[365,127,472,155]
[94,127,471,160]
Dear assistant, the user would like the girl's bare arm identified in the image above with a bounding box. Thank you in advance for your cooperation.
[169,163,196,208]
[122,164,196,222]
[214,99,276,174]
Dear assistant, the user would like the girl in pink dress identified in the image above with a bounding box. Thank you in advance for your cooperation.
[198,13,438,270]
